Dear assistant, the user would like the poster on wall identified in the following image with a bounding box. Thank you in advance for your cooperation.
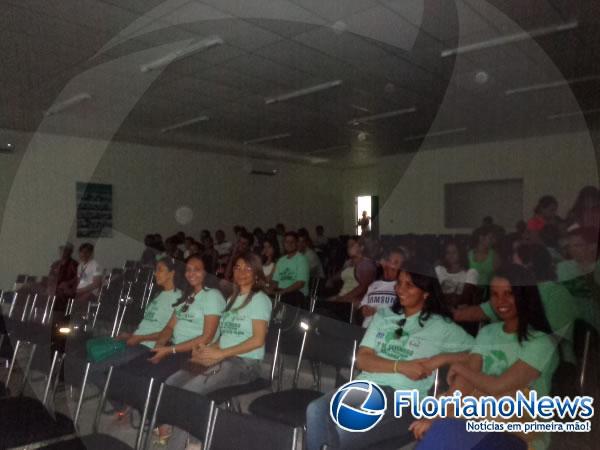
[76,182,113,238]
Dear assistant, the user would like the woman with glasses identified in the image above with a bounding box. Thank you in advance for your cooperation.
[306,261,474,450]
[165,252,272,450]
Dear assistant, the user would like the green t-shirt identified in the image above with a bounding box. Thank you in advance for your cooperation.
[273,252,310,296]
[172,288,226,345]
[468,249,496,287]
[359,308,474,395]
[472,322,558,396]
[480,281,588,362]
[219,291,272,360]
[134,289,181,348]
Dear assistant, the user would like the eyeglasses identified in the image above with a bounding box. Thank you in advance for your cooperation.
[395,318,407,338]
[181,295,195,313]
[233,265,253,273]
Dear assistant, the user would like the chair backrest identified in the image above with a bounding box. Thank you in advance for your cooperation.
[304,313,364,368]
[573,319,599,393]
[207,408,298,450]
[145,383,215,450]
[97,367,155,449]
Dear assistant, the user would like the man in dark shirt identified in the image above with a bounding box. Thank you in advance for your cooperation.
[47,243,78,311]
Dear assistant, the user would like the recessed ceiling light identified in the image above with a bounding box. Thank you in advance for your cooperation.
[161,115,210,133]
[347,107,417,125]
[243,133,291,145]
[441,21,577,57]
[44,93,92,117]
[506,75,600,95]
[547,108,600,120]
[140,35,224,72]
[265,80,343,105]
[404,127,467,141]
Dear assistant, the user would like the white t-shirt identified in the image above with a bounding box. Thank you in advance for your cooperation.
[214,241,232,257]
[77,259,103,294]
[435,266,478,295]
[359,280,397,328]
[263,262,275,279]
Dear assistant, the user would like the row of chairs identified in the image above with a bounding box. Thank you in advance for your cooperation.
[0,342,299,450]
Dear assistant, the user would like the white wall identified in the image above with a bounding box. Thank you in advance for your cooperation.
[0,129,344,288]
[341,132,599,235]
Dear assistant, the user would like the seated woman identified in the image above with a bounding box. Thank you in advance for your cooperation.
[412,265,559,450]
[468,226,500,289]
[123,254,226,382]
[91,257,181,380]
[165,252,272,450]
[435,239,479,308]
[454,244,584,362]
[306,261,475,450]
[358,246,406,328]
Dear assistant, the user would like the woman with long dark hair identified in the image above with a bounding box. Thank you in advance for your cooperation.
[412,265,559,450]
[435,239,479,308]
[261,236,280,282]
[165,252,272,450]
[306,261,474,450]
[468,226,500,288]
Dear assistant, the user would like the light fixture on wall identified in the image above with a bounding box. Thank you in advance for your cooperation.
[243,133,291,145]
[265,80,343,105]
[44,93,92,117]
[348,107,417,125]
[441,20,578,57]
[547,107,600,120]
[404,127,467,141]
[140,35,224,72]
[505,75,600,95]
[161,115,210,133]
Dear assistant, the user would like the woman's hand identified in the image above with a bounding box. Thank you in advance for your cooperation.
[361,306,376,317]
[192,345,225,367]
[115,332,131,341]
[401,360,430,381]
[447,362,466,385]
[409,419,433,440]
[420,354,447,374]
[126,335,142,347]
[148,346,172,364]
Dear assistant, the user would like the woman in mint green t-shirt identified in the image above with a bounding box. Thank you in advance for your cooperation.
[306,261,474,450]
[468,226,500,288]
[165,252,272,450]
[413,265,559,450]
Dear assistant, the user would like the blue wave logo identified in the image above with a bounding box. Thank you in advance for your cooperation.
[330,380,387,432]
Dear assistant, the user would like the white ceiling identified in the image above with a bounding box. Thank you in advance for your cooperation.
[1,0,599,165]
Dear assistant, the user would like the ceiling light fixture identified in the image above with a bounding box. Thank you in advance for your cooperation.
[140,35,224,72]
[404,127,467,141]
[307,144,349,155]
[243,133,292,145]
[44,93,92,117]
[547,108,600,120]
[265,80,343,105]
[348,107,417,125]
[161,115,210,133]
[505,75,600,95]
[441,20,578,57]
[350,104,370,113]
